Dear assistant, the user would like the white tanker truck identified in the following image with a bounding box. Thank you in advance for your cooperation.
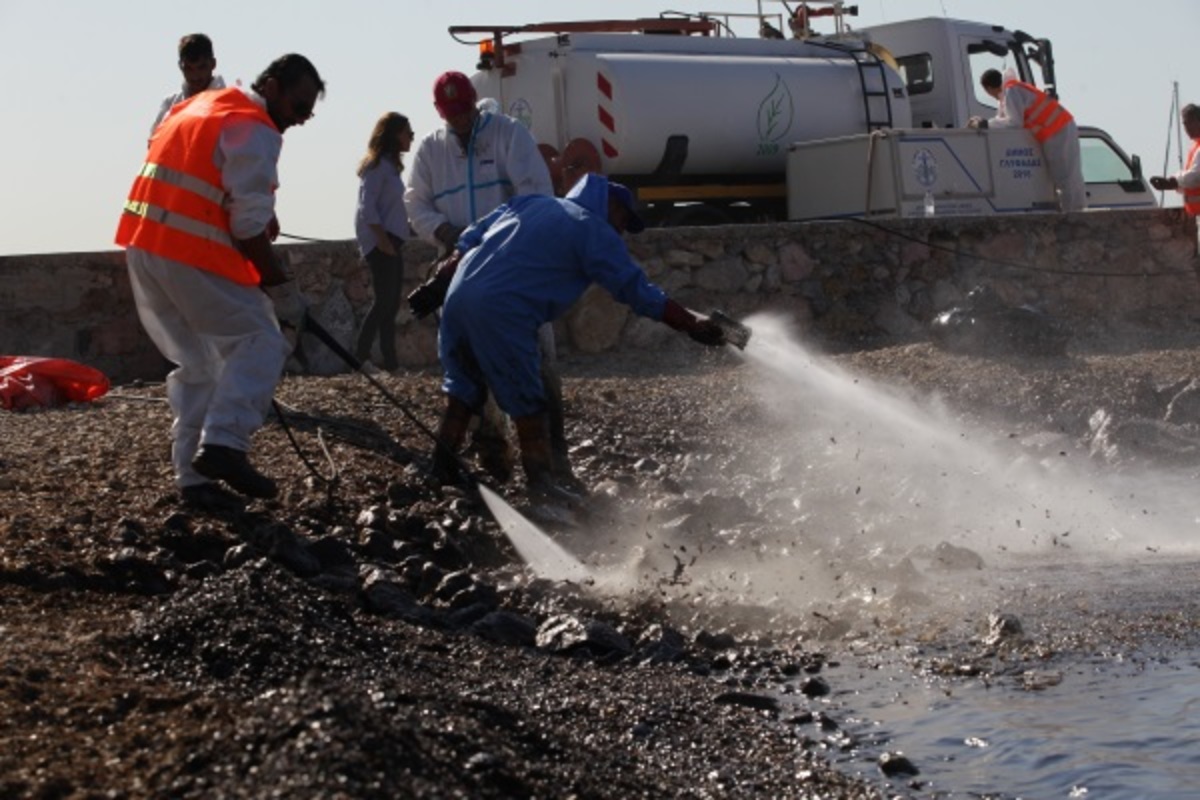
[450,2,1155,225]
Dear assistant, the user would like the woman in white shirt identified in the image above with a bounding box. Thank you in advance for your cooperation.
[354,112,414,370]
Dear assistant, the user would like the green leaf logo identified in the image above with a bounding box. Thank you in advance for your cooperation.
[757,74,794,142]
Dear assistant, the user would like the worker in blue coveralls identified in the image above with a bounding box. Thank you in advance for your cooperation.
[407,173,727,504]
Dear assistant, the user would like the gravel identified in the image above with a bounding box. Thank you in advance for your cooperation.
[4,319,1200,798]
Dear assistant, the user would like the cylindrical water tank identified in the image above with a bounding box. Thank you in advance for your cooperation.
[575,52,909,175]
[476,41,911,179]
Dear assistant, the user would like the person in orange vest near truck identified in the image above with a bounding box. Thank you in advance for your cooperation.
[115,53,324,511]
[1151,103,1200,253]
[1150,103,1200,217]
[969,68,1087,212]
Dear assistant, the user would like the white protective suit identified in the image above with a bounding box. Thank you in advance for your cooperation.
[126,87,289,489]
[989,83,1087,212]
[404,110,554,244]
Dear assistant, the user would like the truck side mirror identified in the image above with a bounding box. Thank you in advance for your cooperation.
[1118,154,1146,193]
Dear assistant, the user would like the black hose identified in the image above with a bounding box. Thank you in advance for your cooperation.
[300,313,474,487]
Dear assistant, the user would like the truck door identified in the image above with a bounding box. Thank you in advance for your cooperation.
[1078,128,1158,210]
[866,20,1035,130]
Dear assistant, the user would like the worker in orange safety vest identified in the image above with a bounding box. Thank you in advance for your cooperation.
[115,53,324,511]
[1150,103,1200,217]
[1151,103,1200,253]
[969,68,1087,212]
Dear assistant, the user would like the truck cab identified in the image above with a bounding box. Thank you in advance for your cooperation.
[859,17,1052,130]
[818,16,1157,217]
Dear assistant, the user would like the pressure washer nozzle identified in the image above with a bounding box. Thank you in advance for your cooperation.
[709,309,752,350]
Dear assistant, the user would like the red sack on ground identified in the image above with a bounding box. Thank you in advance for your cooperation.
[0,356,111,411]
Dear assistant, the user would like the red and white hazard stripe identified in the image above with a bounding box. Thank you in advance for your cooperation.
[596,71,618,159]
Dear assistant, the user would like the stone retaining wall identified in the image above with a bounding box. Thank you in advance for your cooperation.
[2,209,1196,384]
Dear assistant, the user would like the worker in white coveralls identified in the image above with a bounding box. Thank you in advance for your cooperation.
[403,70,572,486]
[969,68,1087,212]
[115,54,324,510]
[407,173,727,505]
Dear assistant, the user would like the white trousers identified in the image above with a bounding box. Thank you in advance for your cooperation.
[1045,126,1087,212]
[126,248,289,487]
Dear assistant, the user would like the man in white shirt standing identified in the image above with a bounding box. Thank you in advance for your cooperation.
[149,33,226,141]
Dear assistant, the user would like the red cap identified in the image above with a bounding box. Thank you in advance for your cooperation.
[433,71,477,119]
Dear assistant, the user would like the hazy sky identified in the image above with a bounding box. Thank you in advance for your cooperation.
[1,0,1194,256]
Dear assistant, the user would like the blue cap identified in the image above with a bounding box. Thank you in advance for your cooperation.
[608,181,645,233]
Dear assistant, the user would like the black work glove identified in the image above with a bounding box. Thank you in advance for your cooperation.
[688,318,727,347]
[407,272,451,319]
[434,222,465,249]
[407,253,462,319]
[661,299,726,347]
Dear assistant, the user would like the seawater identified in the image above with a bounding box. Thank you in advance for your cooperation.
[826,643,1200,799]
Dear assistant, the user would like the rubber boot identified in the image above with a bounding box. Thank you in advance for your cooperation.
[541,359,577,482]
[515,413,584,508]
[472,395,516,483]
[431,396,473,485]
[192,444,278,499]
[539,325,584,492]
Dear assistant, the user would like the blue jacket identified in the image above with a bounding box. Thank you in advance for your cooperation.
[440,174,668,416]
[448,173,666,323]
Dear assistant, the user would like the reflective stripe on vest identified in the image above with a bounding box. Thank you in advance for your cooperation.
[1004,80,1074,144]
[115,89,277,285]
[1184,140,1200,217]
